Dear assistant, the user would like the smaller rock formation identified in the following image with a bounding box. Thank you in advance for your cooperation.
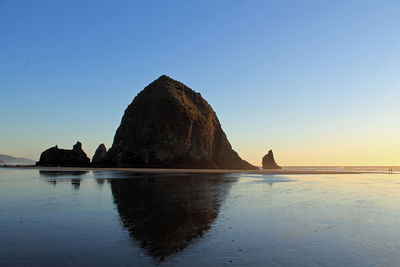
[37,141,90,167]
[92,144,107,165]
[262,149,281,169]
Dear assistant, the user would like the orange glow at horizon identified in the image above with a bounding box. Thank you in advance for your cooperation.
[233,131,400,167]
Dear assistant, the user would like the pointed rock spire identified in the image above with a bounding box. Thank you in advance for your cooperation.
[262,149,281,169]
[92,144,107,164]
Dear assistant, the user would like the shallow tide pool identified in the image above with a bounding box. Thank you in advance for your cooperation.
[1,169,400,266]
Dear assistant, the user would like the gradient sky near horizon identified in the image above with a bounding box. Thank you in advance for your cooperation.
[1,0,399,166]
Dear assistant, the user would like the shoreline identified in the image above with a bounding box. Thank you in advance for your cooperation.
[1,165,384,175]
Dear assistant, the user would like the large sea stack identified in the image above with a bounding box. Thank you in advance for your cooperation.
[262,149,281,169]
[102,75,256,169]
[37,141,90,167]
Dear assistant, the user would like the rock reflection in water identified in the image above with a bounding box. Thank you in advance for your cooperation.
[39,170,89,177]
[109,174,237,260]
[39,170,89,190]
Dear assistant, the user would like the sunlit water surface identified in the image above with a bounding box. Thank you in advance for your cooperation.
[1,168,400,266]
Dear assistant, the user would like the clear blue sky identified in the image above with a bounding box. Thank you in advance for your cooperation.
[1,0,399,165]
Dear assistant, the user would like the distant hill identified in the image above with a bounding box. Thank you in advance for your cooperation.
[0,154,35,166]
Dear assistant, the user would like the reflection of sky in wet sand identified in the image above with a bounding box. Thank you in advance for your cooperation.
[1,169,400,265]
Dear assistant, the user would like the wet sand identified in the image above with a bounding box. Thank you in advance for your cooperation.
[4,166,376,174]
[1,169,400,265]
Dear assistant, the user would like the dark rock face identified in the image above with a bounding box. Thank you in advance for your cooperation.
[103,75,256,169]
[37,141,90,167]
[92,144,107,164]
[262,149,281,169]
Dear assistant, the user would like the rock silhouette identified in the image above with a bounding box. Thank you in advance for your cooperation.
[92,144,107,164]
[109,173,237,259]
[102,75,256,169]
[37,141,90,167]
[262,149,281,169]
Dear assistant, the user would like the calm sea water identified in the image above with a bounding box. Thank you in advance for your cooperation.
[1,168,400,266]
